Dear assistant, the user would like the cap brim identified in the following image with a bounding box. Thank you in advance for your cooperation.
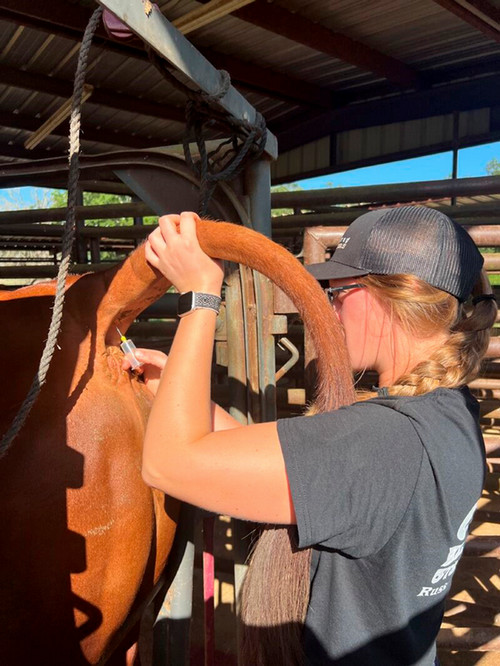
[306,259,369,281]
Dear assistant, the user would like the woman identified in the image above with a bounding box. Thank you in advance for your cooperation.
[125,206,497,665]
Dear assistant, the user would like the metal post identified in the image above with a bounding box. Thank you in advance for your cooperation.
[244,158,272,236]
[451,111,459,206]
[224,268,253,666]
[153,503,196,666]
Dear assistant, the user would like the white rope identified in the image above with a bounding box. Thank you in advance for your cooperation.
[0,6,103,458]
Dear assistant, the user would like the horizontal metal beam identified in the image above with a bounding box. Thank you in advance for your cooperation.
[0,112,168,150]
[467,0,500,23]
[204,48,332,108]
[0,0,150,60]
[271,176,500,208]
[0,263,114,278]
[0,202,154,225]
[273,128,500,185]
[301,225,500,252]
[0,0,329,109]
[0,169,130,194]
[0,224,151,239]
[233,0,421,88]
[271,203,500,228]
[97,0,277,158]
[433,0,500,42]
[0,64,184,123]
[274,72,500,153]
[0,141,58,161]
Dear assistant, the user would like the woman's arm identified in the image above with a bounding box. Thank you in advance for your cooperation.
[140,212,296,524]
[123,348,242,432]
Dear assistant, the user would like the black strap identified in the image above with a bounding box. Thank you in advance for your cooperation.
[472,294,496,306]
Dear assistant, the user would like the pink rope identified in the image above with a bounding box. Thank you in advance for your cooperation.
[203,515,215,666]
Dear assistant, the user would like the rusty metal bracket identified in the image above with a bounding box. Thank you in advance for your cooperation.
[275,337,299,383]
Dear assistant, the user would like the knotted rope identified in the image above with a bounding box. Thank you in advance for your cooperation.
[147,48,267,216]
[0,6,103,458]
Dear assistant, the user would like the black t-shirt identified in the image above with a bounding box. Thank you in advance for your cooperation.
[277,387,486,665]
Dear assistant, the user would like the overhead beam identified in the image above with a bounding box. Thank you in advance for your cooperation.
[197,48,332,108]
[0,64,184,122]
[24,84,94,150]
[432,0,500,42]
[173,0,256,34]
[272,129,500,185]
[232,0,422,88]
[273,72,500,152]
[97,0,277,158]
[0,141,63,161]
[467,0,500,24]
[0,0,330,108]
[0,112,166,149]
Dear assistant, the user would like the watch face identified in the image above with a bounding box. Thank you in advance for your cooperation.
[177,291,194,316]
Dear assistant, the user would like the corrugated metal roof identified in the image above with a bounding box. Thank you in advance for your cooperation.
[1,0,500,180]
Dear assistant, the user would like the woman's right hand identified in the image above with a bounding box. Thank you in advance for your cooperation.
[122,348,168,396]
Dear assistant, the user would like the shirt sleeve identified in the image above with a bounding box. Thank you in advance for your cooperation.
[277,401,423,558]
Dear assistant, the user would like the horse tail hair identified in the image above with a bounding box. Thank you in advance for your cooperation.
[96,219,355,664]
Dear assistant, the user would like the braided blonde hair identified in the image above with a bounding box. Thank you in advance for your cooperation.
[358,270,497,397]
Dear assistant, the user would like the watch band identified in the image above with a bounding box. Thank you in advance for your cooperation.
[177,291,222,317]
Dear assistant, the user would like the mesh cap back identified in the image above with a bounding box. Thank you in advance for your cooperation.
[307,205,483,301]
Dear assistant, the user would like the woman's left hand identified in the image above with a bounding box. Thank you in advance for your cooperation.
[146,211,224,295]
[122,348,167,396]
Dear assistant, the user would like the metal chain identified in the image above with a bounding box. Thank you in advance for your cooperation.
[0,6,103,458]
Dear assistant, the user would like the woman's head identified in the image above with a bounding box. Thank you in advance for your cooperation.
[307,206,497,393]
[308,205,484,301]
[346,272,496,394]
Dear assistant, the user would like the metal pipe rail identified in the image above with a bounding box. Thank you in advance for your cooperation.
[271,201,500,229]
[302,225,500,262]
[270,175,500,209]
[0,202,154,225]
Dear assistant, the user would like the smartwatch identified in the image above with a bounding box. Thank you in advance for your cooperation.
[177,291,222,318]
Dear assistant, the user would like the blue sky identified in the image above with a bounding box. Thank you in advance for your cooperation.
[1,140,500,210]
[296,141,500,189]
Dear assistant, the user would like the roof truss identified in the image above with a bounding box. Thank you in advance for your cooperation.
[433,0,500,42]
[0,0,331,109]
[232,0,422,87]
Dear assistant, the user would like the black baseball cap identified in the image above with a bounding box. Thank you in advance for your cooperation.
[306,205,483,302]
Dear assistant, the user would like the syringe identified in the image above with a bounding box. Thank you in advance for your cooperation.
[116,327,143,371]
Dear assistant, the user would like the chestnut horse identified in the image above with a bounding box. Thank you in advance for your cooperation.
[0,220,353,665]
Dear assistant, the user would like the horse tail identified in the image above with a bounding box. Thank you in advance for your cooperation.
[95,219,355,664]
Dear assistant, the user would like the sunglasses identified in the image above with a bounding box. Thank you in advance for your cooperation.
[325,283,365,304]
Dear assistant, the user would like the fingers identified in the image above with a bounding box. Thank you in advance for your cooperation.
[121,348,168,372]
[145,211,221,292]
[135,348,168,369]
[148,212,197,263]
[179,211,200,243]
[158,214,179,244]
[145,236,160,268]
[122,356,143,372]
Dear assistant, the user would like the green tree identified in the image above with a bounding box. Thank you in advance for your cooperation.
[50,189,156,226]
[271,183,303,217]
[49,190,158,263]
[486,158,500,175]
